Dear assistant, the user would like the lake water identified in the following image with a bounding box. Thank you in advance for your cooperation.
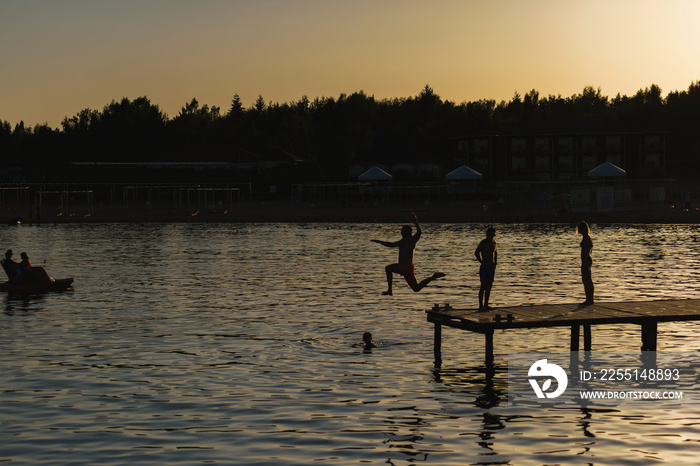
[1,222,700,465]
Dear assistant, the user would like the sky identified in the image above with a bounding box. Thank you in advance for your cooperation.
[2,0,699,129]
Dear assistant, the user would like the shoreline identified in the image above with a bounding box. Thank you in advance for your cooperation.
[3,200,699,225]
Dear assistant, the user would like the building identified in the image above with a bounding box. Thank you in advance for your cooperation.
[456,129,668,183]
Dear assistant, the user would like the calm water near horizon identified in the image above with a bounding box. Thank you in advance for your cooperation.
[2,222,700,464]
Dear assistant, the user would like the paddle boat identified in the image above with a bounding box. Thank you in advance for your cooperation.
[0,253,73,294]
[0,276,74,294]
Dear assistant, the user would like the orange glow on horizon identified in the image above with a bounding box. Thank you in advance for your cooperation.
[1,0,699,128]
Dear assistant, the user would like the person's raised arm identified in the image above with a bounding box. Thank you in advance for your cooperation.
[412,213,422,239]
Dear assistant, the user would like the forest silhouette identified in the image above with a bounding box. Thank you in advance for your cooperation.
[1,82,699,183]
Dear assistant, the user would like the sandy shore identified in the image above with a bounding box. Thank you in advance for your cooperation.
[3,199,699,224]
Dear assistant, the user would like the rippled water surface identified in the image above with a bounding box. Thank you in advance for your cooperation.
[2,222,700,464]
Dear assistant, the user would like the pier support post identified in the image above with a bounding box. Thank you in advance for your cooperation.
[570,324,591,351]
[583,324,592,351]
[434,322,442,365]
[641,320,657,351]
[570,324,580,351]
[485,328,494,365]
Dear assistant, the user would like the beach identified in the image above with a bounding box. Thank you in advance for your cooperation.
[4,199,697,224]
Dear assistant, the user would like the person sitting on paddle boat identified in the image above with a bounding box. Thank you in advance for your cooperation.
[1,249,20,281]
[371,213,445,295]
[19,252,31,274]
[18,252,53,283]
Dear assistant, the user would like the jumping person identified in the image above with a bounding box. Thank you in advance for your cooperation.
[371,213,445,295]
[475,227,497,311]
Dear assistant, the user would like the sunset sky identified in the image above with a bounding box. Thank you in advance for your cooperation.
[2,0,699,128]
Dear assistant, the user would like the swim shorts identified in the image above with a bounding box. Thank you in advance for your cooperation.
[399,262,417,285]
[479,265,495,283]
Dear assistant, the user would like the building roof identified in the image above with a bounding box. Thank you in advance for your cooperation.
[588,161,626,177]
[358,166,392,181]
[445,165,483,180]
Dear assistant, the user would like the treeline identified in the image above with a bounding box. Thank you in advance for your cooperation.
[2,82,700,182]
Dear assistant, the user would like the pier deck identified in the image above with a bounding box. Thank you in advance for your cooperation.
[426,299,700,363]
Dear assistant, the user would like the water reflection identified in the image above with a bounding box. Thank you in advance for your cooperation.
[3,294,34,315]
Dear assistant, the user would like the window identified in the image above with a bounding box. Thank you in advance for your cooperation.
[474,138,489,154]
[644,153,660,169]
[582,136,597,151]
[535,137,550,151]
[511,155,527,170]
[558,155,574,170]
[581,154,597,171]
[556,137,574,151]
[535,155,550,170]
[644,135,661,151]
[474,156,489,171]
[511,137,526,153]
[606,136,621,151]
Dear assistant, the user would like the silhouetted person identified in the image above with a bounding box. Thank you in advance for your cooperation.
[19,252,52,283]
[362,332,377,350]
[371,213,445,295]
[1,249,19,281]
[18,252,31,275]
[475,227,497,311]
[577,221,594,305]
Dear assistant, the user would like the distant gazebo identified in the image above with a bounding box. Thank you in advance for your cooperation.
[445,165,483,180]
[357,166,392,203]
[445,164,483,198]
[587,161,626,178]
[587,161,628,212]
[358,166,393,181]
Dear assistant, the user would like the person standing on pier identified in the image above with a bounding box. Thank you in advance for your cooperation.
[577,221,594,305]
[371,213,445,295]
[475,227,497,311]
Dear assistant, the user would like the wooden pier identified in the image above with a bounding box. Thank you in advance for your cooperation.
[426,299,700,364]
